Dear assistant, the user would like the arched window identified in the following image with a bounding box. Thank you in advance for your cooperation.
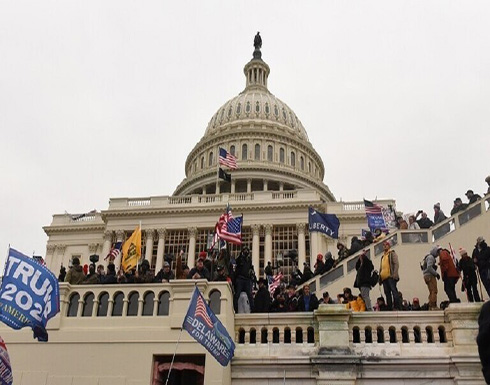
[284,328,291,344]
[250,328,257,344]
[426,326,434,343]
[279,148,285,163]
[414,326,422,343]
[389,327,397,343]
[142,291,155,316]
[242,144,248,160]
[238,328,245,344]
[157,291,170,316]
[112,292,124,317]
[67,293,80,317]
[208,151,214,166]
[291,152,295,167]
[300,156,304,171]
[267,145,273,162]
[272,328,280,344]
[308,162,311,173]
[200,157,204,169]
[377,327,384,343]
[127,291,139,316]
[230,145,235,156]
[209,290,221,315]
[261,328,268,343]
[365,327,373,343]
[296,327,303,343]
[438,326,447,343]
[82,293,94,317]
[307,327,315,343]
[254,144,261,160]
[97,292,109,317]
[401,326,409,343]
[353,327,360,343]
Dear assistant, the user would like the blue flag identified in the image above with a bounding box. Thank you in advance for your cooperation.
[183,287,235,366]
[364,199,387,232]
[308,207,340,239]
[0,248,60,342]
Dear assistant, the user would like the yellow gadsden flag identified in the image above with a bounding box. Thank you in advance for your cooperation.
[121,226,142,272]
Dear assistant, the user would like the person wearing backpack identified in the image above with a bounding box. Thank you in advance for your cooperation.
[354,250,374,311]
[422,246,441,310]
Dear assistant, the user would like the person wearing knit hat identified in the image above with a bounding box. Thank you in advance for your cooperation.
[198,251,207,260]
[458,247,480,302]
[422,246,441,310]
[473,236,490,298]
[314,253,325,276]
[433,203,447,225]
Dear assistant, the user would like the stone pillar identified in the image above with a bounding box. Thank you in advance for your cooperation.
[55,244,66,273]
[188,227,197,268]
[231,180,236,194]
[313,305,358,385]
[216,181,221,194]
[45,244,56,270]
[144,229,155,262]
[155,228,166,272]
[114,230,125,269]
[297,223,306,268]
[101,230,113,267]
[263,179,268,191]
[251,224,260,278]
[310,231,318,270]
[264,224,273,268]
[247,178,252,193]
[279,182,284,191]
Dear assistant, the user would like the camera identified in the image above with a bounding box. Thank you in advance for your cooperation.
[89,254,99,264]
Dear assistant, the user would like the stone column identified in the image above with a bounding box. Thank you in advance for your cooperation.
[263,179,268,191]
[247,178,252,193]
[114,230,125,269]
[231,180,236,194]
[155,228,166,272]
[55,244,66,273]
[45,244,56,270]
[310,231,319,269]
[216,181,221,194]
[188,227,197,268]
[297,223,306,268]
[144,229,155,263]
[279,182,284,191]
[101,231,113,265]
[251,224,260,278]
[313,305,358,385]
[264,224,273,268]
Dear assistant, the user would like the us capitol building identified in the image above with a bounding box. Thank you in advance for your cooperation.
[2,37,488,384]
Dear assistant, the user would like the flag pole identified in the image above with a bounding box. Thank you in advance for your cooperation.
[137,221,142,272]
[164,327,184,385]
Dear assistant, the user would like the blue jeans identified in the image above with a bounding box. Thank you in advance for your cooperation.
[382,277,401,310]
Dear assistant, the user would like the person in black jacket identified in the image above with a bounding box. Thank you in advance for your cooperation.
[297,284,319,312]
[473,237,490,297]
[477,301,490,384]
[314,254,325,276]
[102,263,118,284]
[253,278,270,313]
[458,247,480,302]
[324,252,334,273]
[349,237,363,256]
[234,247,254,311]
[354,251,374,311]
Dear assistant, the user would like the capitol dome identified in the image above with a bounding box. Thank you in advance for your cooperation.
[173,41,335,202]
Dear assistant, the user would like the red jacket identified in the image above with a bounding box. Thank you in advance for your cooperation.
[439,249,460,280]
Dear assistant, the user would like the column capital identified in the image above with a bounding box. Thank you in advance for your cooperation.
[56,244,66,253]
[157,228,167,239]
[296,223,306,233]
[145,229,155,240]
[46,244,56,254]
[264,224,273,235]
[251,224,260,236]
[104,230,113,241]
[115,230,126,242]
[89,243,98,254]
[188,227,198,237]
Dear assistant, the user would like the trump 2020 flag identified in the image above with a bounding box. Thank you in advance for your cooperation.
[308,207,340,239]
[183,287,235,366]
[0,248,60,342]
[0,337,13,385]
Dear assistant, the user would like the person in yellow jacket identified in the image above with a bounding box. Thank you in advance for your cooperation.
[343,287,366,312]
[379,240,401,310]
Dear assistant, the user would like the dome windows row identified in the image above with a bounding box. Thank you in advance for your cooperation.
[210,100,301,134]
[191,143,320,178]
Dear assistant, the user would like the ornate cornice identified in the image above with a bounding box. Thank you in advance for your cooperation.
[43,224,106,236]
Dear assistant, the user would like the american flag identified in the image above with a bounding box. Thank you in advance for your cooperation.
[364,199,383,215]
[219,148,237,170]
[105,241,122,261]
[215,205,243,245]
[268,272,283,297]
[195,295,214,328]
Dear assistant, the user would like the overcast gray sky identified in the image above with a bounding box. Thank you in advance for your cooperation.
[1,1,489,263]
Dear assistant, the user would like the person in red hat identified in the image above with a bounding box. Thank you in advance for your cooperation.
[314,253,325,276]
